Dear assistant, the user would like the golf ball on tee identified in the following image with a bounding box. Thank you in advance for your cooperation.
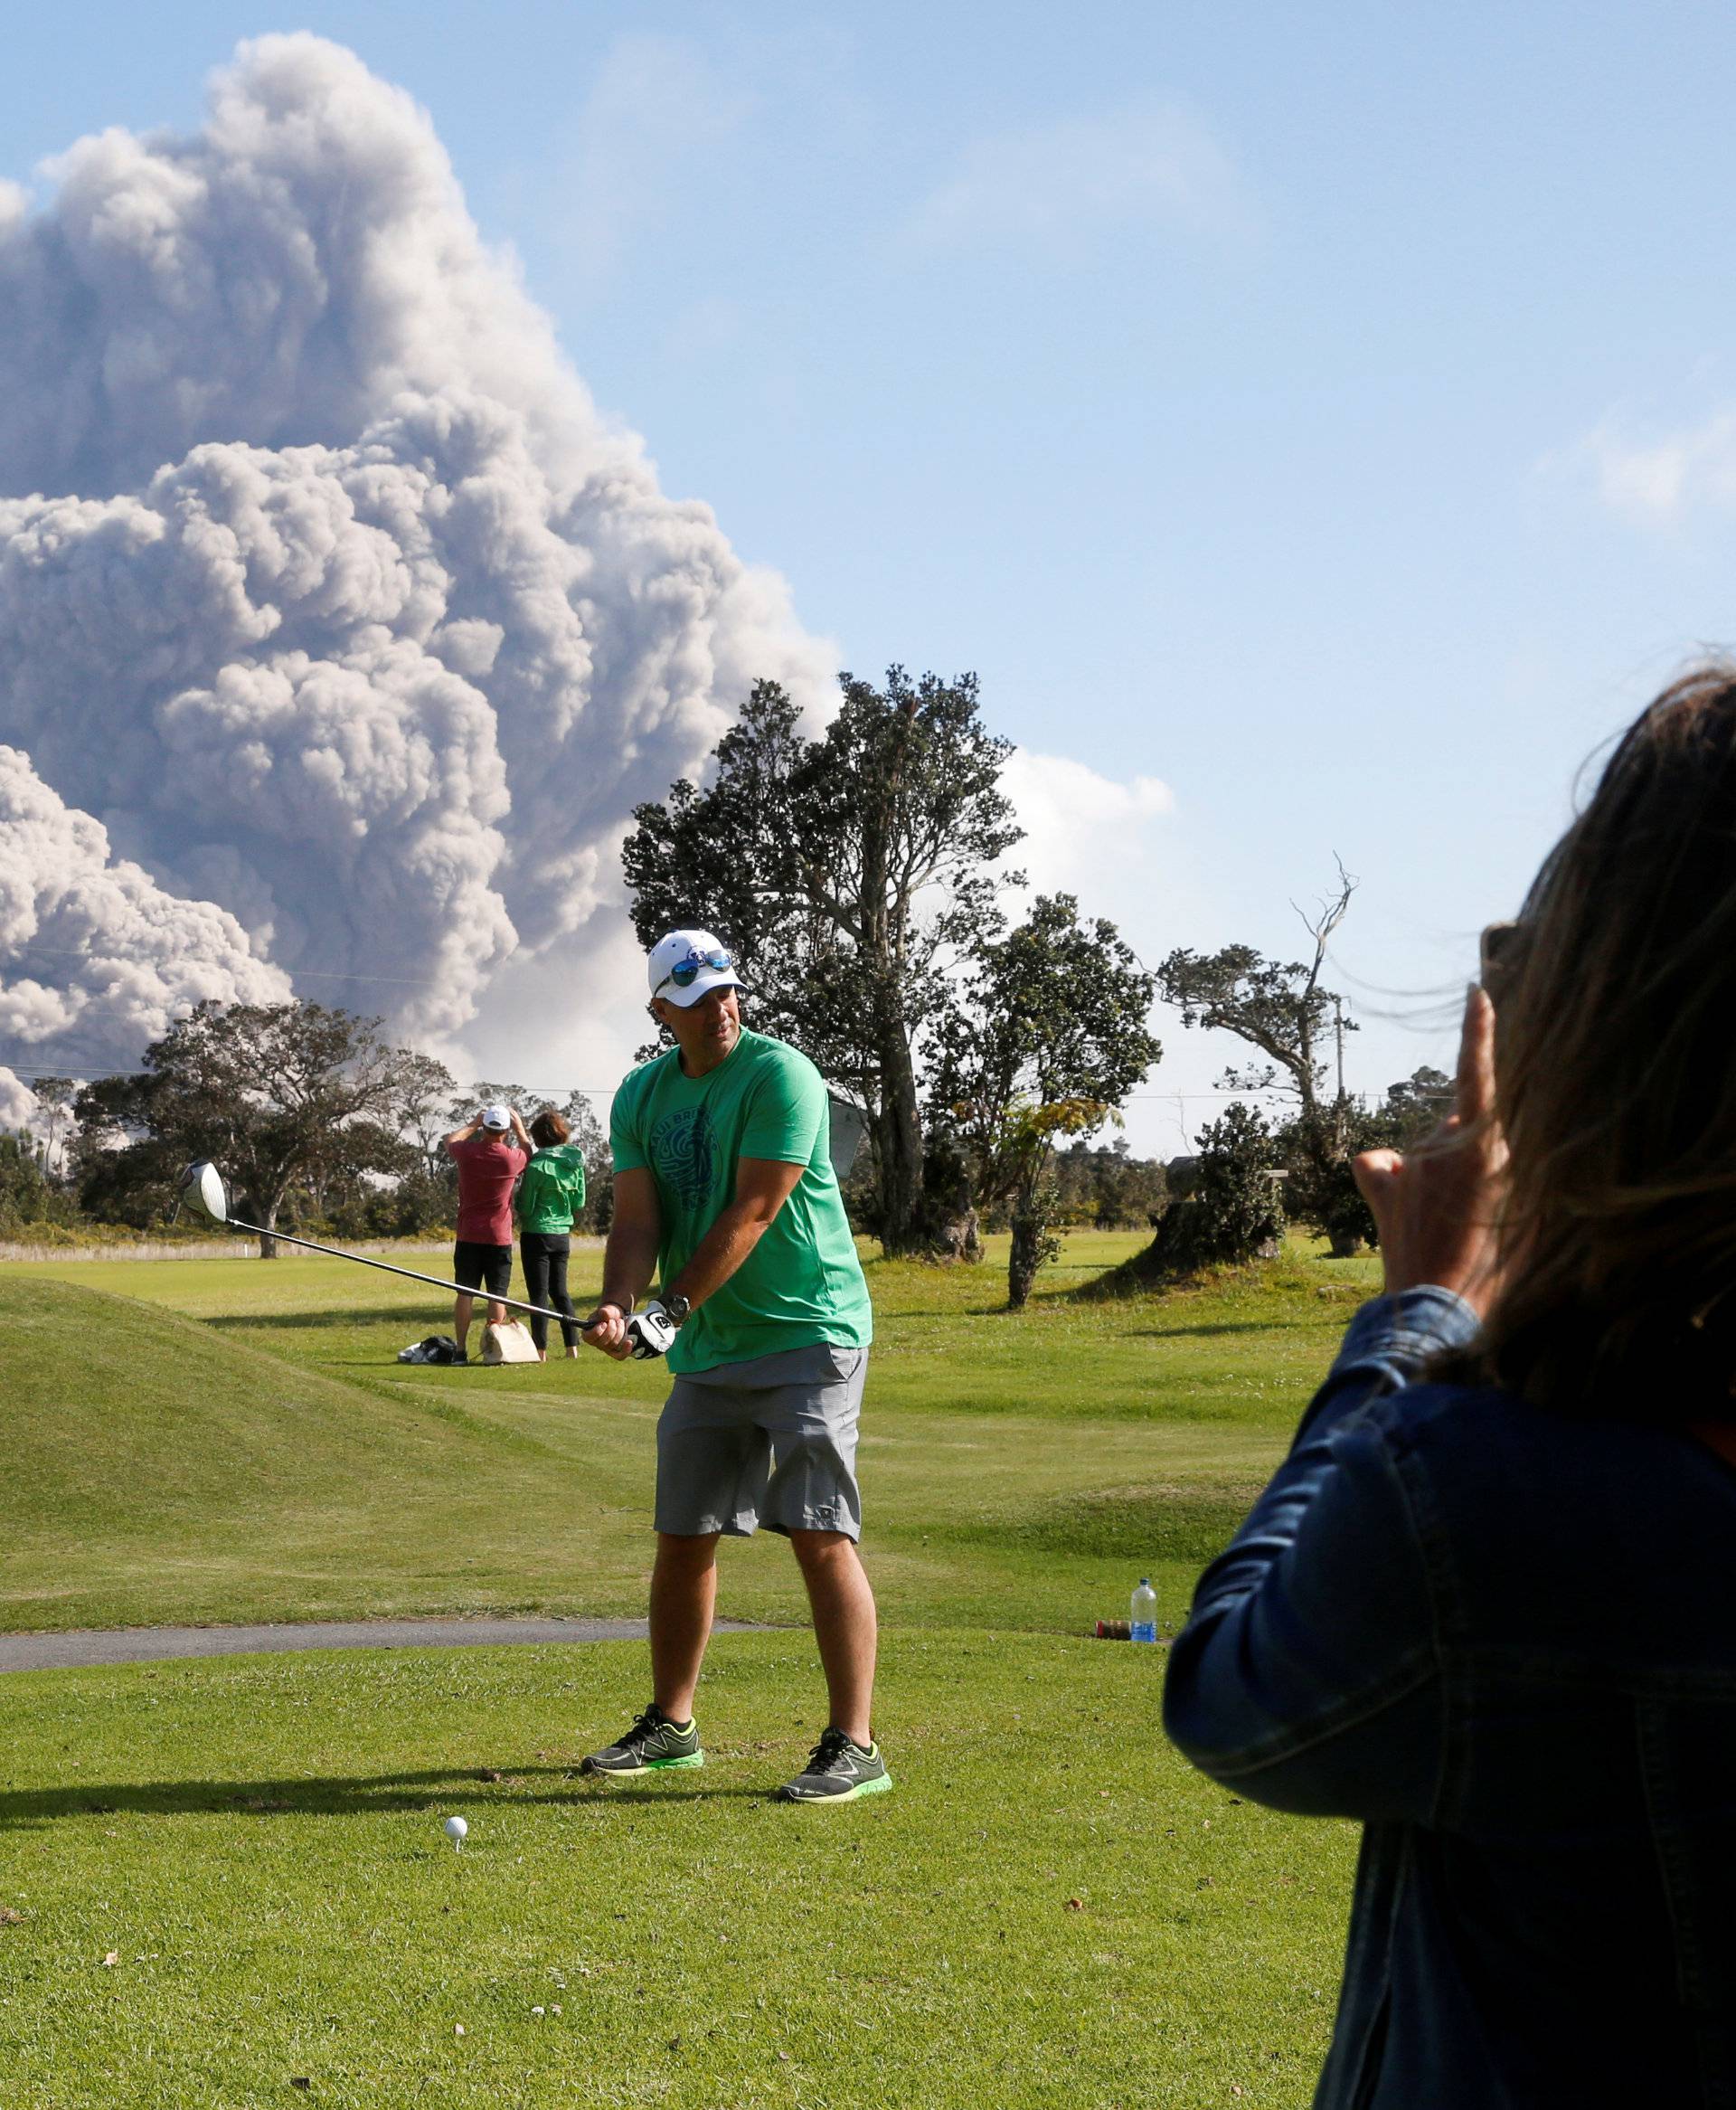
[443,1815,468,1845]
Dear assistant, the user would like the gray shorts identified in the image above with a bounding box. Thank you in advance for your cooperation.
[655,1343,868,1540]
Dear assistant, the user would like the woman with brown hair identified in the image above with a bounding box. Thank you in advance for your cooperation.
[514,1107,587,1360]
[1165,667,1736,2106]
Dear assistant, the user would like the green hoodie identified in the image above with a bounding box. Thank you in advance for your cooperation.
[515,1144,587,1234]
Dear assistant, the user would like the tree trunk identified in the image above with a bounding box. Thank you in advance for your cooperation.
[257,1194,281,1260]
[931,1206,983,1263]
[912,1136,982,1262]
[1007,1210,1045,1310]
[872,1008,926,1254]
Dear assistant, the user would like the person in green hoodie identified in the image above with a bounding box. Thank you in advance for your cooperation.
[515,1108,588,1360]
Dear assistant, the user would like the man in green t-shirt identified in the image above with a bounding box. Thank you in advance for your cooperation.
[579,928,889,1804]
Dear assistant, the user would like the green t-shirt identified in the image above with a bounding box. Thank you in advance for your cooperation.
[609,1028,873,1374]
[515,1144,586,1234]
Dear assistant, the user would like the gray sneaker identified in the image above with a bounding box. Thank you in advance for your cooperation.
[580,1704,703,1776]
[775,1727,892,1803]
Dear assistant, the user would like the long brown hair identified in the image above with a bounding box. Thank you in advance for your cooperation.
[1463,666,1736,1419]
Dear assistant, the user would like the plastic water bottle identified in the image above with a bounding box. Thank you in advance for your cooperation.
[1130,1577,1158,1644]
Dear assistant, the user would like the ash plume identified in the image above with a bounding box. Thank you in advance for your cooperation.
[0,35,832,1066]
[0,1067,40,1131]
[0,744,290,1073]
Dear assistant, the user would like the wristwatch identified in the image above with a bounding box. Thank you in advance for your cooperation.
[661,1293,691,1329]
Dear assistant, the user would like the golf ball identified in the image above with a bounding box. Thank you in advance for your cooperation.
[443,1815,468,1842]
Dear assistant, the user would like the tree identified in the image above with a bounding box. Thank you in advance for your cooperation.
[1083,1102,1285,1295]
[392,1054,459,1178]
[623,667,1024,1253]
[27,1075,79,1178]
[1384,1064,1453,1141]
[1049,1138,1169,1230]
[1160,864,1370,1251]
[1278,1063,1457,1258]
[1157,861,1358,1130]
[927,895,1160,1308]
[73,1000,411,1254]
[0,1131,78,1234]
[620,681,813,978]
[1279,1100,1393,1257]
[1165,1103,1287,1270]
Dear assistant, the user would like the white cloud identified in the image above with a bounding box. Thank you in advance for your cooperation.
[1000,747,1175,913]
[1561,407,1736,526]
[901,98,1247,256]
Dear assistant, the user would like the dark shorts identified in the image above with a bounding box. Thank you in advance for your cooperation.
[656,1343,867,1540]
[452,1240,512,1297]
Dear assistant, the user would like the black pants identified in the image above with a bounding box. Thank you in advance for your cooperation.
[519,1232,577,1351]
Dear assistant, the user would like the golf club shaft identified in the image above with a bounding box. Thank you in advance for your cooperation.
[219,1217,601,1330]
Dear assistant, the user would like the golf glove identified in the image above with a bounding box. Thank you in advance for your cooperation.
[626,1301,680,1359]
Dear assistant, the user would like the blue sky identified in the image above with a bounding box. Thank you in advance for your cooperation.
[5,2,1733,1150]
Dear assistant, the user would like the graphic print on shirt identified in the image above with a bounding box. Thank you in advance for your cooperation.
[651,1103,717,1208]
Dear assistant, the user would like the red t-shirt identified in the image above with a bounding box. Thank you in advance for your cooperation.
[448,1136,529,1244]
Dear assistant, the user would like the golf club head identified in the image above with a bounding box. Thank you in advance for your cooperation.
[178,1159,230,1225]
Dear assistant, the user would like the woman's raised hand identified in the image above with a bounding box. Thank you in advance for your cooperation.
[1352,984,1507,1313]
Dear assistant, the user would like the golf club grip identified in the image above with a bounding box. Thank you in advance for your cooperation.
[221,1219,589,1329]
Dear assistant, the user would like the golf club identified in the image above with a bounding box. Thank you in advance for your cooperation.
[177,1160,605,1332]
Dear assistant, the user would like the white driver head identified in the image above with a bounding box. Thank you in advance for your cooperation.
[179,1160,230,1225]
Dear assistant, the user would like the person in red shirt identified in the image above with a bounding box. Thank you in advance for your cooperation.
[442,1102,532,1362]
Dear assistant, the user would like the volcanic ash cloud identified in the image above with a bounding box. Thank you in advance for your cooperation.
[0,33,833,1062]
[0,744,291,1074]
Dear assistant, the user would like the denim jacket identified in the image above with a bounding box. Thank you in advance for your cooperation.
[1163,1288,1736,2109]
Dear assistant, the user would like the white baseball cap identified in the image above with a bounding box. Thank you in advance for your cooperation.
[479,1102,512,1131]
[647,928,746,1008]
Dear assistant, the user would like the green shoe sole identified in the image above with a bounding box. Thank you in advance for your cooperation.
[783,1771,893,1804]
[644,1750,704,1770]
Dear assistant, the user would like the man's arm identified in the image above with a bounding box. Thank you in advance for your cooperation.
[582,1167,662,1360]
[443,1116,481,1156]
[508,1108,533,1150]
[665,1157,803,1312]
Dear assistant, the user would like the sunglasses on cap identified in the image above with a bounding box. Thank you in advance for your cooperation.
[655,947,735,996]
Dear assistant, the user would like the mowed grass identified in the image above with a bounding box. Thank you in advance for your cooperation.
[2,1235,1381,1637]
[0,1634,1356,2108]
[0,1234,1379,2105]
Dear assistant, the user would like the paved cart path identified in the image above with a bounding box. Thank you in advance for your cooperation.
[0,1617,765,1674]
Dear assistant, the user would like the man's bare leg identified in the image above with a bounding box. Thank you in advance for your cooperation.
[650,1531,720,1722]
[454,1292,474,1358]
[790,1529,877,1746]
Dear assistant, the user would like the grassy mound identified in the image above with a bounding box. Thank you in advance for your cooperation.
[5,1273,470,1534]
[2,1235,1377,1637]
[0,1273,658,1634]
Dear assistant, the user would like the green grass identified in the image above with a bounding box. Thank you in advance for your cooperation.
[2,1235,1378,1638]
[0,1632,1356,2108]
[0,1232,1382,2105]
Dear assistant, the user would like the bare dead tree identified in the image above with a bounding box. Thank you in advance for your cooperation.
[1290,856,1358,1148]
